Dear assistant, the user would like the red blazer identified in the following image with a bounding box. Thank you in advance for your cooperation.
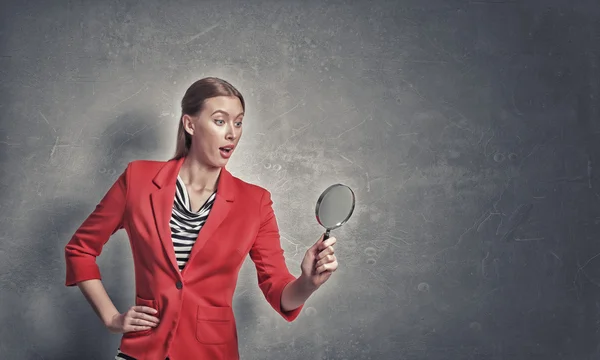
[64,156,303,360]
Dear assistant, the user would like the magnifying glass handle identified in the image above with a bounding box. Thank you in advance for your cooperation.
[323,229,330,241]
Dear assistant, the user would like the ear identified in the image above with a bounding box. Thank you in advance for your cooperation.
[182,114,195,136]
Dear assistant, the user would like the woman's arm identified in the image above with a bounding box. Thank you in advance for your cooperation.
[65,164,129,286]
[66,163,159,333]
[77,279,120,327]
[249,189,306,321]
[281,234,339,311]
[280,274,316,312]
[78,279,160,333]
[64,164,130,326]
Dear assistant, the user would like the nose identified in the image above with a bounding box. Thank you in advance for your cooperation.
[226,126,235,141]
[226,121,241,140]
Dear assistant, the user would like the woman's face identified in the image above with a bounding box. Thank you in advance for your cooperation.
[183,95,244,168]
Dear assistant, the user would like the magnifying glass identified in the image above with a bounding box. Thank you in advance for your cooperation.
[315,183,356,240]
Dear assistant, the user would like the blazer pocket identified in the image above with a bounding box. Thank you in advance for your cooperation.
[123,296,159,338]
[195,305,235,345]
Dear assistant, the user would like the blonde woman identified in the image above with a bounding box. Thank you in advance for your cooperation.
[64,77,338,360]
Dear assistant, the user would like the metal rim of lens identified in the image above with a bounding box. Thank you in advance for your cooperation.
[315,183,356,230]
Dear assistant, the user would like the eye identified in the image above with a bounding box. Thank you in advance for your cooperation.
[235,121,243,127]
[214,119,225,125]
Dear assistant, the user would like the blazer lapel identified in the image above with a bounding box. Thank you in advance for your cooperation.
[150,156,185,277]
[182,166,236,276]
[149,156,236,277]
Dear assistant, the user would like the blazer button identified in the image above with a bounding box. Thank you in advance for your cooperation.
[176,281,183,290]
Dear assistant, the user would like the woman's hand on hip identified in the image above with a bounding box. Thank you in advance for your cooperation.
[106,305,160,334]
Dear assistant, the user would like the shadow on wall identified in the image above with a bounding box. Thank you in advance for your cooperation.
[20,110,163,359]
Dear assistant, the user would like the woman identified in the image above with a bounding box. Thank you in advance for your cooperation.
[64,77,338,360]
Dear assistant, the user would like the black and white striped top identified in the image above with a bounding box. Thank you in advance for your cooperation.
[114,175,217,360]
[171,174,217,271]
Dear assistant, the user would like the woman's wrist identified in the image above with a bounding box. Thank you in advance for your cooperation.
[297,273,319,293]
[103,310,121,328]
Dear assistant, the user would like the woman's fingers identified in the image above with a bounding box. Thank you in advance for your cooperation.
[316,260,338,274]
[124,306,160,330]
[317,246,335,261]
[134,305,158,315]
[132,306,160,323]
[315,254,337,268]
[318,237,336,250]
[130,325,153,332]
[129,317,158,327]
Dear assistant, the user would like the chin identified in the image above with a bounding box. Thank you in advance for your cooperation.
[214,159,228,168]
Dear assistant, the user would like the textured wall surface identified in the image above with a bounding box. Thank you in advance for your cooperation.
[1,0,600,359]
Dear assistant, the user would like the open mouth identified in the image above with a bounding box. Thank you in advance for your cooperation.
[219,146,234,158]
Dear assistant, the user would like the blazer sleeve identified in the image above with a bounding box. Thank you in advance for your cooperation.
[249,189,304,322]
[64,163,130,286]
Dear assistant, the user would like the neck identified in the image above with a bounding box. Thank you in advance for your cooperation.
[179,155,221,192]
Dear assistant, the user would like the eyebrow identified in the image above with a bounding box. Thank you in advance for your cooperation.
[211,110,244,118]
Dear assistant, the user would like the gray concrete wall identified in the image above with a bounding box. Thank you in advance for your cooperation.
[1,0,599,359]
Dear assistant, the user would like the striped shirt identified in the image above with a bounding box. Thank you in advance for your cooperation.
[171,175,217,270]
[115,175,217,360]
